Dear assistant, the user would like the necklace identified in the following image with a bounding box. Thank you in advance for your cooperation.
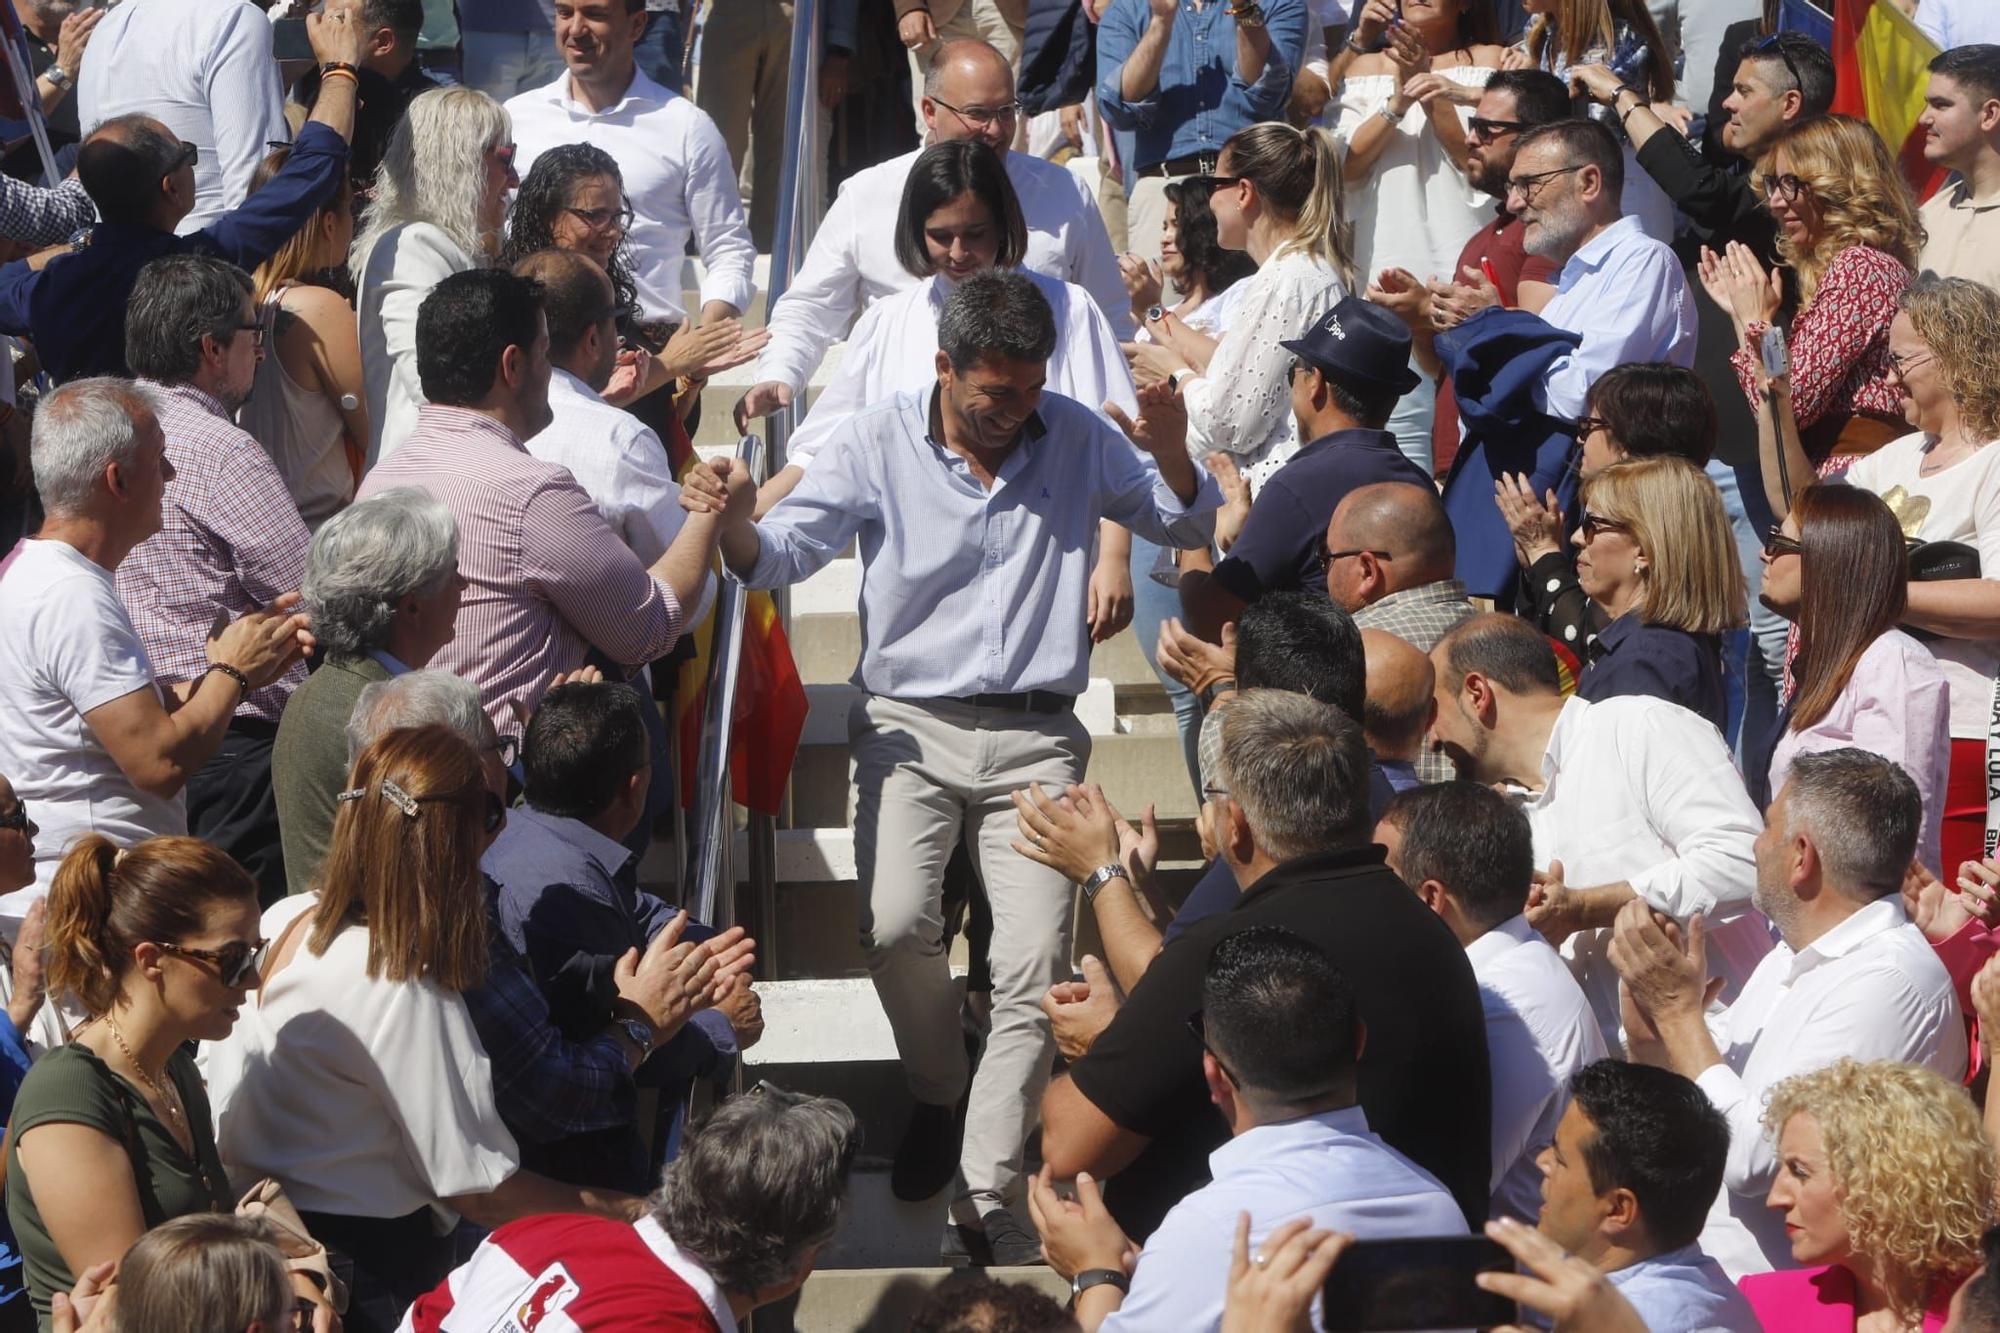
[101,1015,184,1127]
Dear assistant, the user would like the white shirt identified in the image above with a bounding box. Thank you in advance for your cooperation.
[506,69,757,323]
[206,895,521,1220]
[1103,1107,1469,1332]
[1916,0,2000,50]
[0,539,183,917]
[786,269,1137,469]
[525,367,714,625]
[1466,914,1608,1222]
[1523,694,1772,1050]
[1693,895,1966,1280]
[1534,215,1697,420]
[1839,431,2000,740]
[76,0,288,234]
[355,221,476,466]
[755,145,1132,395]
[1181,248,1349,491]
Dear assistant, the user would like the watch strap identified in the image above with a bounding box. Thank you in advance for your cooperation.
[1082,863,1131,902]
[1199,678,1238,711]
[1072,1268,1131,1299]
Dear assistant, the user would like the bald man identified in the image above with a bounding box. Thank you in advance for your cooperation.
[895,0,1026,134]
[740,38,1129,428]
[1362,629,1435,793]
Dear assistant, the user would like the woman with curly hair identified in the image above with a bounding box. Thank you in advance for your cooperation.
[499,143,762,422]
[1745,1058,1995,1329]
[1117,177,1256,343]
[1702,114,1921,464]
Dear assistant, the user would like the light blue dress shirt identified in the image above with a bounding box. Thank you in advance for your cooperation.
[1104,1106,1470,1332]
[1533,214,1697,420]
[1605,1244,1764,1333]
[1095,0,1307,170]
[743,389,1220,700]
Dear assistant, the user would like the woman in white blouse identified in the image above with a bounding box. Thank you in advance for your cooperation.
[205,725,641,1332]
[1125,122,1356,492]
[1323,0,1504,470]
[352,88,516,467]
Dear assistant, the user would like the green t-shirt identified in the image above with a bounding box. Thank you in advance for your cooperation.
[4,1043,231,1327]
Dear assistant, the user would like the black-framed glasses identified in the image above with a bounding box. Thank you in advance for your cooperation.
[1749,34,1805,96]
[1577,511,1630,542]
[1202,782,1231,802]
[0,798,28,833]
[1505,163,1585,207]
[929,96,1022,127]
[1756,172,1811,203]
[1314,538,1394,572]
[1189,173,1246,195]
[1573,414,1609,440]
[1762,524,1804,559]
[563,203,635,233]
[1467,116,1528,142]
[1184,1011,1242,1087]
[156,937,269,988]
[1886,349,1933,376]
[219,319,266,350]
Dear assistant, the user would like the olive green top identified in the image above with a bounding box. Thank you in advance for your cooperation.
[5,1042,231,1328]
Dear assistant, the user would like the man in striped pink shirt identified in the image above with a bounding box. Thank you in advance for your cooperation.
[356,268,733,732]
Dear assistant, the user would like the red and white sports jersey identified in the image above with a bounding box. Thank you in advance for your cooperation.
[398,1214,736,1332]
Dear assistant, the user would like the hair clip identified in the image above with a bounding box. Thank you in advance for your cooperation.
[335,787,365,803]
[334,781,422,818]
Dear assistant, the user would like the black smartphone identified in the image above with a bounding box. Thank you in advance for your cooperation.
[1320,1235,1516,1331]
[272,16,315,62]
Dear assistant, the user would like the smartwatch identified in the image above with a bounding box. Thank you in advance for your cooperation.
[1072,1268,1131,1301]
[1082,864,1131,902]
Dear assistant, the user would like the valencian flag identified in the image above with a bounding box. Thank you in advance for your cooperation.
[664,412,807,818]
[1830,0,1944,198]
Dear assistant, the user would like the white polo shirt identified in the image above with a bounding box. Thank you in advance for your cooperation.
[506,67,757,323]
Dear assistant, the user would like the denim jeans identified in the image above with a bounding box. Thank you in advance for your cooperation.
[1129,534,1203,797]
[1706,457,1784,771]
[634,5,686,92]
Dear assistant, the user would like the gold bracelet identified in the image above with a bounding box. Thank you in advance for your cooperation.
[320,67,360,86]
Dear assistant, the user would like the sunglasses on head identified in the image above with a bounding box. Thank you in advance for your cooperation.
[156,937,269,988]
[1749,34,1805,96]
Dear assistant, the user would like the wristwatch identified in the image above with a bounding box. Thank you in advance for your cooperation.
[1199,677,1238,711]
[616,1013,656,1055]
[43,64,70,90]
[1072,1268,1131,1301]
[1082,863,1131,902]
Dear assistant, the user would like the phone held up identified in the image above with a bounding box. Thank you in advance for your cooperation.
[1320,1234,1517,1332]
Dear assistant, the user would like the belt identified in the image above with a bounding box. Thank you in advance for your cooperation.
[953,690,1076,715]
[1136,151,1222,179]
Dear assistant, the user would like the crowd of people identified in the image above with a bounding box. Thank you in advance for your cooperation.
[3,0,2000,1328]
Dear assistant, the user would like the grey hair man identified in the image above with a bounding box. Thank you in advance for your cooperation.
[271,487,467,895]
[0,377,308,914]
[1042,688,1494,1243]
[1610,747,1966,1280]
[406,1084,859,1322]
[691,268,1218,1265]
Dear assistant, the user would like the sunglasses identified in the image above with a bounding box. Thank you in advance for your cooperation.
[1577,511,1630,542]
[1763,524,1804,558]
[1749,34,1805,96]
[1190,173,1246,195]
[1467,116,1527,142]
[563,203,635,233]
[1573,414,1609,440]
[157,937,269,988]
[0,798,28,833]
[1313,538,1393,572]
[1756,172,1811,203]
[1184,1010,1242,1087]
[170,140,198,173]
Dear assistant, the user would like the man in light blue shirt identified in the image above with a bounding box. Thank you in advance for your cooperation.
[1536,1060,1760,1333]
[1029,926,1467,1331]
[693,269,1217,1266]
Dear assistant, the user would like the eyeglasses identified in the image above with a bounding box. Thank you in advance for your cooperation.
[1467,116,1528,142]
[1762,524,1804,559]
[1189,173,1246,195]
[1202,782,1231,802]
[1577,511,1630,542]
[156,937,269,988]
[1505,163,1585,207]
[1756,172,1811,203]
[1313,538,1394,572]
[1749,34,1805,95]
[1573,414,1609,440]
[563,203,635,233]
[929,96,1022,127]
[219,319,266,350]
[1886,349,1934,376]
[170,140,198,173]
[1184,1010,1242,1087]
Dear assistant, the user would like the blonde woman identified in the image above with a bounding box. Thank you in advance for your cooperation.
[1744,1059,1995,1329]
[352,87,515,467]
[1124,122,1354,491]
[1703,114,1921,463]
[1567,455,1746,731]
[242,146,367,530]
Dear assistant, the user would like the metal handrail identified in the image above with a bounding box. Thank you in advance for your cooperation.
[683,0,821,944]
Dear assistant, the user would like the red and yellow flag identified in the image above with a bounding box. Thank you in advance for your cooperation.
[662,414,807,819]
[1831,0,1945,199]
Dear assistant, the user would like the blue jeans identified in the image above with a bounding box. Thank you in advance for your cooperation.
[1129,534,1202,798]
[634,6,686,92]
[1706,457,1783,768]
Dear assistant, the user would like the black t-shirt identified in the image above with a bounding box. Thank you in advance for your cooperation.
[1209,428,1432,604]
[1069,845,1493,1239]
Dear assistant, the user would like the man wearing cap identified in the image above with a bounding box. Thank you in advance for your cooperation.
[1178,296,1430,642]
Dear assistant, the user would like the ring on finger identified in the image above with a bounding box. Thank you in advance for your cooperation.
[1253,1252,1269,1268]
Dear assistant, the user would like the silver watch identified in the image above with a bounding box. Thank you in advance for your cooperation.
[44,63,71,90]
[1082,863,1131,901]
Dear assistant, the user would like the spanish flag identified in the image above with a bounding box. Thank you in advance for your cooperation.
[1830,0,1945,198]
[662,412,807,819]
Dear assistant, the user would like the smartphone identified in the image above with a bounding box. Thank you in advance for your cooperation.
[1760,324,1790,380]
[1320,1235,1516,1332]
[272,16,315,62]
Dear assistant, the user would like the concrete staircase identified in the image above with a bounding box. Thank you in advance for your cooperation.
[639,261,1202,1329]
